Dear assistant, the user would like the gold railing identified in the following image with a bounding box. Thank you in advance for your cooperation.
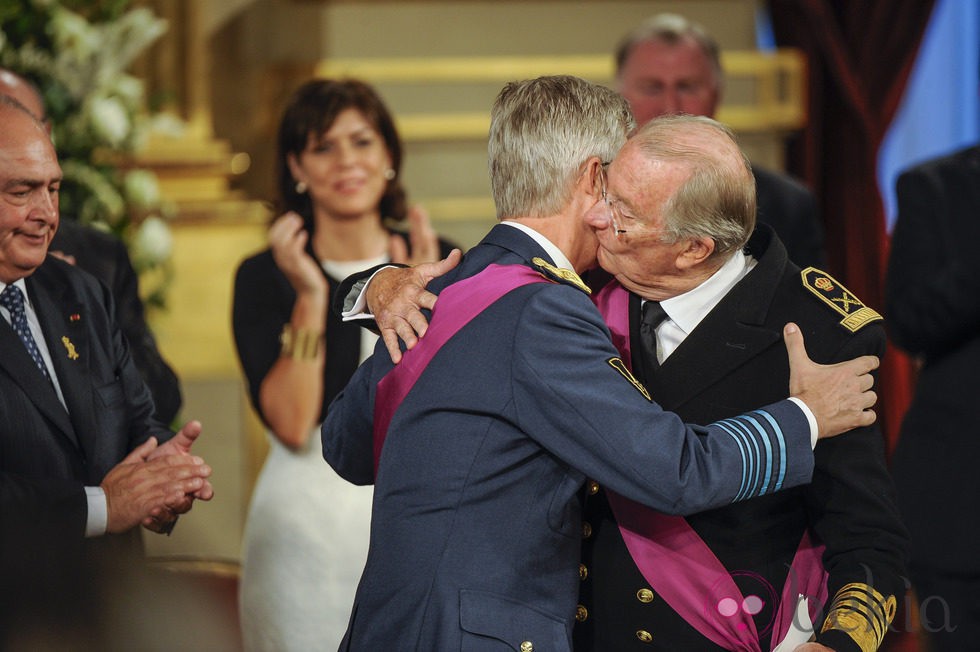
[315,49,806,140]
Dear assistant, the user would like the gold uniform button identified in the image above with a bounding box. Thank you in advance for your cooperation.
[575,604,589,622]
[582,522,593,539]
[587,480,600,495]
[579,563,588,580]
[636,630,653,643]
[520,642,533,652]
[636,588,655,603]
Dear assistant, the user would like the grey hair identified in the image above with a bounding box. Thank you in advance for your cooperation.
[488,75,634,219]
[632,114,755,258]
[615,13,723,86]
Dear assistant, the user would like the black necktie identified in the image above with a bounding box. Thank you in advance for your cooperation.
[1,284,51,381]
[640,301,669,376]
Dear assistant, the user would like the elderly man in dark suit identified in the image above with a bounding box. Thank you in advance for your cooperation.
[571,117,906,652]
[0,67,182,424]
[887,144,980,652]
[0,96,212,641]
[322,77,879,651]
[614,13,826,269]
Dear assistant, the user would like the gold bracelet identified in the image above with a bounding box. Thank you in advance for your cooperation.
[280,324,324,360]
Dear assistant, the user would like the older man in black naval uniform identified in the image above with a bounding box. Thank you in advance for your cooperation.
[569,117,906,652]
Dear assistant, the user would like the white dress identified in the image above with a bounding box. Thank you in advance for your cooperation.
[240,433,372,651]
[239,256,382,652]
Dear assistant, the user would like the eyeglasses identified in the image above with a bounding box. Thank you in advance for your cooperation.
[597,163,662,239]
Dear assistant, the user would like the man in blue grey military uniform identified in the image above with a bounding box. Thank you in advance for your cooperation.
[320,76,878,651]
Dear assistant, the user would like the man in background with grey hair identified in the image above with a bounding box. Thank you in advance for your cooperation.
[321,76,878,650]
[614,13,826,269]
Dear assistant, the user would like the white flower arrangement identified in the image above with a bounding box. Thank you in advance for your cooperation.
[0,0,176,310]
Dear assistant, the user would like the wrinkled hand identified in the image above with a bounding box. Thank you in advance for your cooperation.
[367,249,462,363]
[784,323,878,439]
[389,205,441,266]
[101,437,212,534]
[147,420,215,501]
[792,644,834,652]
[269,212,327,298]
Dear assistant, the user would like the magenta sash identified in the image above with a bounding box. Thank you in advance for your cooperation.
[371,263,547,477]
[592,279,632,363]
[594,280,829,651]
[610,494,828,651]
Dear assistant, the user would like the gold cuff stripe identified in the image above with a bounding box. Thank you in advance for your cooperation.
[820,583,897,652]
[827,592,895,642]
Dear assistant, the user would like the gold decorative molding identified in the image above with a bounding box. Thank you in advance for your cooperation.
[414,196,496,222]
[315,49,806,138]
[316,55,614,82]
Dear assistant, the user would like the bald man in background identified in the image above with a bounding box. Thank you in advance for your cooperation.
[0,67,182,423]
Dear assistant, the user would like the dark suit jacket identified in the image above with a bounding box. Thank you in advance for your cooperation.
[322,224,818,651]
[754,166,826,269]
[51,219,181,424]
[886,145,980,573]
[576,227,907,652]
[0,256,172,631]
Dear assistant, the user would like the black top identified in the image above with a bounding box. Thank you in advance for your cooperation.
[232,230,458,426]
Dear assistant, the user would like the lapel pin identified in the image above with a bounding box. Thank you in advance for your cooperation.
[61,336,79,360]
[69,313,81,322]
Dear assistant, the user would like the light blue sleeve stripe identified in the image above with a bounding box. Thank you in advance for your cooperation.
[728,417,764,498]
[741,415,774,496]
[716,418,761,502]
[715,419,755,502]
[715,419,751,502]
[753,409,787,491]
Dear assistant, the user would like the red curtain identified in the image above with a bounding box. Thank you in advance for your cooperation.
[767,0,935,456]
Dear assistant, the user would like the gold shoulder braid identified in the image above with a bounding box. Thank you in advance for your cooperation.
[820,582,897,652]
[531,257,591,295]
[800,267,882,332]
[607,357,651,401]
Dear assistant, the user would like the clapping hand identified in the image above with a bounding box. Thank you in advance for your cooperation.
[101,436,212,535]
[389,205,441,266]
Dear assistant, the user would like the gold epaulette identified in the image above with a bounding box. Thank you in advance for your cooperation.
[531,257,591,295]
[820,582,897,652]
[801,267,882,333]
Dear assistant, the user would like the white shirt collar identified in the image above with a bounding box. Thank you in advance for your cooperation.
[659,250,756,338]
[501,221,575,271]
[0,278,31,310]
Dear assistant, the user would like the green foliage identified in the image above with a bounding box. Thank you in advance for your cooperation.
[0,0,176,309]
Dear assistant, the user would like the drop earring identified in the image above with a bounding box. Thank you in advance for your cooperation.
[295,180,308,194]
[383,168,396,181]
